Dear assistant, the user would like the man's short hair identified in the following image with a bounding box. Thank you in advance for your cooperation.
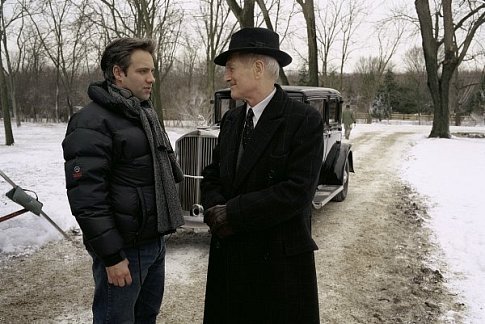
[232,52,280,82]
[253,54,280,81]
[100,38,156,83]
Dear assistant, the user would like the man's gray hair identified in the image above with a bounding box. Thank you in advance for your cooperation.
[238,53,280,81]
[100,38,156,83]
[257,54,280,81]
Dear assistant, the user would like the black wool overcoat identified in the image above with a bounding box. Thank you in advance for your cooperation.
[201,85,323,324]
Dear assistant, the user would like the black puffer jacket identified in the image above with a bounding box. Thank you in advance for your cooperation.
[63,81,159,266]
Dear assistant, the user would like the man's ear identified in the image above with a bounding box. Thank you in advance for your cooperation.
[253,60,264,79]
[113,65,124,82]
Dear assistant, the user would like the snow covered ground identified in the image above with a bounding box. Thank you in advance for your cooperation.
[1,121,484,323]
[399,128,485,323]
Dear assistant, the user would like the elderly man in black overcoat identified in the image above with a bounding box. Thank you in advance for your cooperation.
[201,27,323,324]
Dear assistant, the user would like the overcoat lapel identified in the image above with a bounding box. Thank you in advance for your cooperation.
[221,105,246,186]
[233,88,286,189]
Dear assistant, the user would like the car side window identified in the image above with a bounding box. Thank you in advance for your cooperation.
[328,100,339,125]
[308,99,325,122]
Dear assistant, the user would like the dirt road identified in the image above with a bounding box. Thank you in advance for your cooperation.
[0,129,464,323]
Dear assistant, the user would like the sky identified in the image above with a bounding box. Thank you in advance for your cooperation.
[1,122,485,322]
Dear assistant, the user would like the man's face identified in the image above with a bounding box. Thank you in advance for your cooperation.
[224,54,257,101]
[114,49,155,101]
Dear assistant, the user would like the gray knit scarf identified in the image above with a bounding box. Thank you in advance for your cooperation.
[107,83,185,234]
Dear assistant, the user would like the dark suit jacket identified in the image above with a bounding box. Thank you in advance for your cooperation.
[201,85,323,323]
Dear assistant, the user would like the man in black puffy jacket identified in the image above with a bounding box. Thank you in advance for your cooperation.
[62,38,184,323]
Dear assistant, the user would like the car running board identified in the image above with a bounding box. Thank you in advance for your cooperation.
[312,185,344,209]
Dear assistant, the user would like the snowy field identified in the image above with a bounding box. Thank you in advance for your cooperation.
[1,121,484,323]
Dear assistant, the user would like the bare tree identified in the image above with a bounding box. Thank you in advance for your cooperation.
[315,0,342,86]
[255,0,295,85]
[1,0,25,128]
[404,45,431,120]
[355,56,384,120]
[224,0,294,85]
[314,0,365,89]
[226,0,255,27]
[338,0,366,90]
[0,0,16,144]
[152,3,183,117]
[296,0,318,86]
[23,0,90,122]
[0,65,14,145]
[56,0,91,120]
[9,10,27,126]
[85,0,183,121]
[415,0,485,138]
[16,25,47,122]
[0,49,14,145]
[355,22,405,121]
[197,0,235,122]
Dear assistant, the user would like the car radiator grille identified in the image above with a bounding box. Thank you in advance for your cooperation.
[176,134,218,211]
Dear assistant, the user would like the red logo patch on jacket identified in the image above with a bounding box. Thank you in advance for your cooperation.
[73,166,82,179]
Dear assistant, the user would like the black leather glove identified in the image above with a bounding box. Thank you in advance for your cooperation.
[204,205,234,238]
[203,205,226,227]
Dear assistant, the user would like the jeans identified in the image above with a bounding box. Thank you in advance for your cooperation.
[89,237,166,324]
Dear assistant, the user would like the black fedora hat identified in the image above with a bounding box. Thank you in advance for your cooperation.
[214,27,292,67]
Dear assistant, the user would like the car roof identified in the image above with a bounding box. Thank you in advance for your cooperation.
[281,86,342,100]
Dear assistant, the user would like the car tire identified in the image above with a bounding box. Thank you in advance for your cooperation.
[332,158,349,202]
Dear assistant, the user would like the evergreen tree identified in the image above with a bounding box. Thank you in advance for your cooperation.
[373,69,400,119]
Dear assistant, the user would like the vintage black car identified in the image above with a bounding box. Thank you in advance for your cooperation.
[175,86,354,227]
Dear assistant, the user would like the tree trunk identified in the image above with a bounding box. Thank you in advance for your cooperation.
[430,65,455,138]
[297,0,319,86]
[415,0,485,138]
[450,69,460,126]
[428,86,453,138]
[4,73,20,126]
[279,67,289,85]
[206,58,216,122]
[255,0,290,85]
[54,65,60,123]
[416,0,447,138]
[226,0,255,27]
[152,68,164,124]
[0,66,14,145]
[12,84,20,126]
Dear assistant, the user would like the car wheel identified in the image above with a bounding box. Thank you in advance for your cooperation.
[332,158,349,202]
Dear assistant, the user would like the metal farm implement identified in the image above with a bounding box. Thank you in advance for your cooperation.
[0,169,72,242]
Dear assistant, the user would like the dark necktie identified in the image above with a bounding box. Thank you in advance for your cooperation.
[242,108,254,149]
